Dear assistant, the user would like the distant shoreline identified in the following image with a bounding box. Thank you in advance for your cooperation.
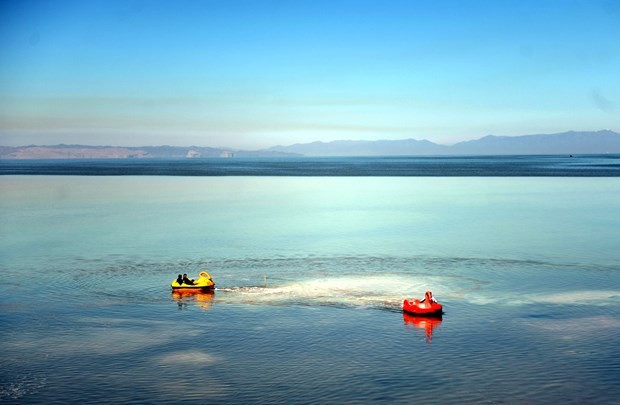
[2,130,619,159]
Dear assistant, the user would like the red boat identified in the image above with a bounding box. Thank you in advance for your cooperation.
[402,291,443,316]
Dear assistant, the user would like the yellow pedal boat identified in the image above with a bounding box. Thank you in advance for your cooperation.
[171,271,215,291]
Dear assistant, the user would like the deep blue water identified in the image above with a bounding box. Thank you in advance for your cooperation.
[1,154,620,176]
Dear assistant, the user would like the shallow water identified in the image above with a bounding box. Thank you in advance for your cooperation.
[1,175,619,403]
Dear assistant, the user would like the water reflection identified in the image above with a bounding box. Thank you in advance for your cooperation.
[171,290,215,311]
[403,313,442,343]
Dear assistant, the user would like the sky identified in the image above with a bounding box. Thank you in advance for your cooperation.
[0,0,619,148]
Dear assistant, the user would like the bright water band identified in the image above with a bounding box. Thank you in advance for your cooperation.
[1,154,620,176]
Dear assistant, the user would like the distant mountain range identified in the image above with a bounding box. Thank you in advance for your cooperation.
[0,145,295,159]
[1,130,619,159]
[265,130,620,156]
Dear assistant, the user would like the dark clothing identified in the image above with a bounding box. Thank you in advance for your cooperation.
[176,276,183,285]
[182,276,195,285]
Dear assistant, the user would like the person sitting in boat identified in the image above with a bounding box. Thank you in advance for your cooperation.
[420,291,438,304]
[182,273,195,285]
[175,274,183,285]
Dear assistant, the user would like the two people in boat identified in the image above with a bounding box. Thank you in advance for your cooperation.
[176,273,195,286]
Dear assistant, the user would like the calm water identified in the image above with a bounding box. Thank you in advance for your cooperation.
[1,163,620,402]
[1,154,620,176]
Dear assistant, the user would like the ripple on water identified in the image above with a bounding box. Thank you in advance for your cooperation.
[0,373,47,402]
[13,254,619,314]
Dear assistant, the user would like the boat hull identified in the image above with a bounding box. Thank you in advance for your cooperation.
[171,285,214,291]
[402,299,443,317]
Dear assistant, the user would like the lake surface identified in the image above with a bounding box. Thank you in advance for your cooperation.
[1,154,620,176]
[1,158,620,403]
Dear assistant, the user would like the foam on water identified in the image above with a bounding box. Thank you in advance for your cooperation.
[14,252,617,312]
[531,290,620,305]
[156,351,220,365]
[216,274,479,310]
[464,289,620,307]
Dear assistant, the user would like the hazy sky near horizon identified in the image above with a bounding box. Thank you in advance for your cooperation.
[1,0,619,148]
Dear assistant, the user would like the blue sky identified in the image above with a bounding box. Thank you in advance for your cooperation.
[1,0,618,148]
